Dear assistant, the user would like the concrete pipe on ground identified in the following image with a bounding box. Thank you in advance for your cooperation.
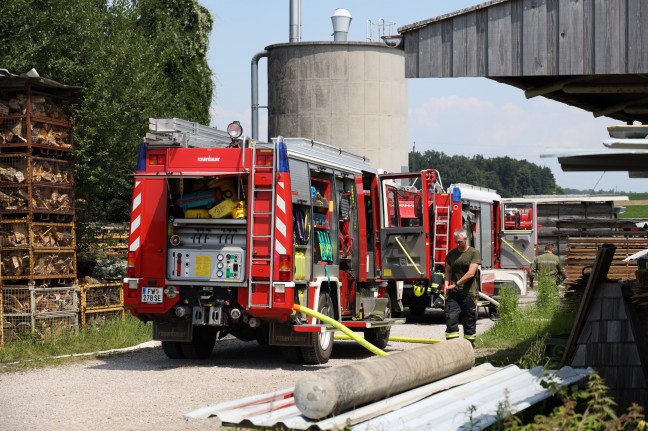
[294,339,475,419]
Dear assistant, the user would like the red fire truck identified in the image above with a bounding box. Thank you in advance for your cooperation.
[123,118,404,364]
[376,172,532,318]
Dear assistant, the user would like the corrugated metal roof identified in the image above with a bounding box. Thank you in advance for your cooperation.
[185,364,590,430]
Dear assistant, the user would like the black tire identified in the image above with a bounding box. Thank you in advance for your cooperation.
[301,292,335,365]
[161,341,185,359]
[281,346,304,363]
[364,298,391,349]
[256,324,270,346]
[180,326,216,359]
[408,305,426,317]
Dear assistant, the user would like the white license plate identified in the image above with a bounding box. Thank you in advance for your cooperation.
[142,287,163,304]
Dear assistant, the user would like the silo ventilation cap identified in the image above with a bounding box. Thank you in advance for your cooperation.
[331,8,352,41]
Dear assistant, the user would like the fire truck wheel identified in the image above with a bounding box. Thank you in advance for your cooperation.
[161,341,185,359]
[256,324,270,346]
[364,298,391,349]
[180,326,217,359]
[281,346,304,363]
[301,292,335,365]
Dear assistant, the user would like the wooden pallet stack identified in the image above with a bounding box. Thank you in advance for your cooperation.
[565,233,648,285]
[0,75,81,342]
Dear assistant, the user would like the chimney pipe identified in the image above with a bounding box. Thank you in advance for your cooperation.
[289,0,301,43]
[331,8,352,41]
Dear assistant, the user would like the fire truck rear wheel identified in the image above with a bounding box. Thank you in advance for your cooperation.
[364,298,391,349]
[180,326,217,359]
[161,341,185,359]
[301,292,335,365]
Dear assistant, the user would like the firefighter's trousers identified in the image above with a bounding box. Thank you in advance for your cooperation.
[444,290,477,343]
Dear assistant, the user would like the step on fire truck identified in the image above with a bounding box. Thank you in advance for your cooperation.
[123,118,404,364]
[377,171,532,318]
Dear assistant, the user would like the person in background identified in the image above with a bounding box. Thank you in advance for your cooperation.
[532,243,567,286]
[444,229,481,345]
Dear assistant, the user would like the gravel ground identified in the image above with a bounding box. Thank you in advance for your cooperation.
[0,308,503,431]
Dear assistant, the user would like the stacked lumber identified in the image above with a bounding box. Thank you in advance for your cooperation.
[565,235,648,285]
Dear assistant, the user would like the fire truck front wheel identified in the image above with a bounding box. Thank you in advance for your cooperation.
[179,326,217,359]
[301,292,335,365]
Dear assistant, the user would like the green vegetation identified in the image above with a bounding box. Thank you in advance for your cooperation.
[0,0,213,223]
[476,279,576,369]
[618,205,648,219]
[0,315,151,372]
[410,150,562,197]
[490,372,646,430]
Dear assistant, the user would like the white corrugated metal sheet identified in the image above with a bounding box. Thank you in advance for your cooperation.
[185,364,590,430]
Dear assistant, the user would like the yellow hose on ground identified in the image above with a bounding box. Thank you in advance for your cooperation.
[334,334,443,344]
[293,304,388,357]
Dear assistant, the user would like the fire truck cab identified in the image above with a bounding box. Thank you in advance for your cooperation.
[123,119,403,363]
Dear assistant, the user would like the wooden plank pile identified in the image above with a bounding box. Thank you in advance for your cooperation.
[565,234,648,286]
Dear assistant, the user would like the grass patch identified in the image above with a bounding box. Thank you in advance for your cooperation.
[618,205,648,219]
[476,280,578,368]
[0,314,151,371]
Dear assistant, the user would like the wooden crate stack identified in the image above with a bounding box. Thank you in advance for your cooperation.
[0,77,80,342]
[80,281,124,328]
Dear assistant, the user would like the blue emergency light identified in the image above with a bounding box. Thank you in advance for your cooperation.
[136,141,147,172]
[278,136,290,173]
[452,187,462,202]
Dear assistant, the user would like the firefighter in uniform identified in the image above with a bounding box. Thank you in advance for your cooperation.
[444,229,481,345]
[532,243,567,286]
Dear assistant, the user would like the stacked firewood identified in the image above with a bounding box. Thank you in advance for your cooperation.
[31,123,72,149]
[0,188,29,210]
[0,161,26,183]
[32,225,74,247]
[3,288,77,314]
[1,253,29,276]
[32,159,71,183]
[0,94,68,120]
[33,254,75,276]
[0,223,28,247]
[32,188,71,211]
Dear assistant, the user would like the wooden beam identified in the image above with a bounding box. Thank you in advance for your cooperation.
[564,84,648,94]
[524,76,594,99]
[594,96,648,117]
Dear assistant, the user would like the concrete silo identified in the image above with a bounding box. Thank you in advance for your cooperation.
[265,39,408,174]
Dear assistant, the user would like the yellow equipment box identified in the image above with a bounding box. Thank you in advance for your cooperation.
[209,199,234,219]
[184,209,210,219]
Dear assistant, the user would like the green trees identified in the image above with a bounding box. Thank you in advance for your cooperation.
[0,0,213,221]
[409,150,562,197]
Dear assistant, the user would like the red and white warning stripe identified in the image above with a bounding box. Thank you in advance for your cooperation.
[274,179,289,255]
[129,180,142,253]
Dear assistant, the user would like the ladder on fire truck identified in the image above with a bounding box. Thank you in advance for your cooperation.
[432,194,451,264]
[247,140,277,309]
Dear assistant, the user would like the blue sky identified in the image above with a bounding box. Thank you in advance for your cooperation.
[204,1,646,193]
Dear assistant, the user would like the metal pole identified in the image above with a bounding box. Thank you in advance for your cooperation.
[251,50,268,140]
